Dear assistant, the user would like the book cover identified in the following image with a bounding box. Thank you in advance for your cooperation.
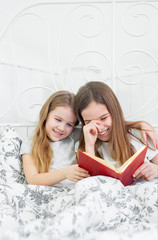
[78,145,148,186]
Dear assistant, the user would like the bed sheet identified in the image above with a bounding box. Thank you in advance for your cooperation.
[0,176,157,240]
[0,126,157,240]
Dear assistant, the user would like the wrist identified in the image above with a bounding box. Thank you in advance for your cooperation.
[61,167,67,180]
[85,145,95,155]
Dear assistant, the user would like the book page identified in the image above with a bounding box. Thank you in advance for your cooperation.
[119,145,146,173]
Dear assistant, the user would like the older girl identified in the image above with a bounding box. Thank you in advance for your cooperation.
[75,81,158,181]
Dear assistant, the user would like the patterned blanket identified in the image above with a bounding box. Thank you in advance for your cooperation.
[0,126,157,240]
[0,177,157,240]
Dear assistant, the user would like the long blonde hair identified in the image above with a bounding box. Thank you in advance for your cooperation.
[31,91,78,173]
[75,81,145,165]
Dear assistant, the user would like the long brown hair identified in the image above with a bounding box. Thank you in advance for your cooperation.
[31,90,78,173]
[75,81,144,165]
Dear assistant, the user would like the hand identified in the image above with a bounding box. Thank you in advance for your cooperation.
[140,122,158,149]
[133,162,158,181]
[64,164,90,182]
[83,121,104,154]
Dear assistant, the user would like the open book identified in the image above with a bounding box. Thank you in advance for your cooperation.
[78,145,148,186]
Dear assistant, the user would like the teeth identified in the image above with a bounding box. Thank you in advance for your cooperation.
[98,129,108,135]
[54,129,63,135]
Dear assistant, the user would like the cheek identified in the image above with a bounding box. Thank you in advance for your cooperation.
[103,118,112,125]
[109,119,113,126]
[108,117,112,126]
[66,127,73,135]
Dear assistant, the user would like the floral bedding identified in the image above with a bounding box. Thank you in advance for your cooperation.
[0,126,157,240]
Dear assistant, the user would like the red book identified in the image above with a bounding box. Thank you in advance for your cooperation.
[78,145,148,186]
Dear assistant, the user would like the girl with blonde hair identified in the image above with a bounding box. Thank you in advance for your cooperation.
[21,90,90,186]
[75,81,158,181]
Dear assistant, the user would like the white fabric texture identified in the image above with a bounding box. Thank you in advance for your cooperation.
[0,176,157,240]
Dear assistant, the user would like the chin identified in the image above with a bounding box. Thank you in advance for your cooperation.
[98,135,110,142]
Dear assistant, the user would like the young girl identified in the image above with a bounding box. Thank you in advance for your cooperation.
[75,81,158,181]
[21,90,90,186]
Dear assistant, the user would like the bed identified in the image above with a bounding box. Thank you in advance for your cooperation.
[0,126,157,240]
[0,0,158,239]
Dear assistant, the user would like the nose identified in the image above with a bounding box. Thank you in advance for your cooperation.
[97,124,105,132]
[58,122,65,132]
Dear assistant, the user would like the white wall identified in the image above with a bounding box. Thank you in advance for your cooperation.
[0,0,158,137]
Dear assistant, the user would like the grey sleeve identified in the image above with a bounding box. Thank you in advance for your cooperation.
[70,126,81,143]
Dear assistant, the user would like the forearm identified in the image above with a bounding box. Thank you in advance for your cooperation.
[26,168,66,186]
[126,120,153,130]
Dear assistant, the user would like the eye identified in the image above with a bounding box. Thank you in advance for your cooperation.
[67,123,74,128]
[84,121,90,125]
[101,117,107,121]
[55,118,61,122]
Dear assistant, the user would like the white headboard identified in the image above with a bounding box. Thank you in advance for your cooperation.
[0,0,158,137]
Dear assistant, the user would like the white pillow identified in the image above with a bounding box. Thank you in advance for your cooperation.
[0,126,27,184]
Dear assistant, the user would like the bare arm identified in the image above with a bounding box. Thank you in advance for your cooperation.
[127,121,158,149]
[22,154,90,186]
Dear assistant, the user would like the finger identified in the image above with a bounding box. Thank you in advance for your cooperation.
[73,176,86,181]
[155,133,158,148]
[141,130,147,144]
[90,128,98,136]
[72,178,80,182]
[156,137,158,149]
[133,163,147,177]
[151,136,156,149]
[84,124,98,136]
[75,172,90,178]
[150,133,158,149]
[145,175,154,181]
[95,124,105,133]
[83,123,97,133]
[143,170,153,180]
[135,169,150,180]
[89,121,104,133]
[77,167,89,174]
[134,165,151,180]
[146,131,157,148]
[134,172,142,180]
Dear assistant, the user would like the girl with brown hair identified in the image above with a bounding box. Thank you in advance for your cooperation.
[75,81,158,181]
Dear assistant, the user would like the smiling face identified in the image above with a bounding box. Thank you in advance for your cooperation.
[45,105,77,142]
[81,101,112,142]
